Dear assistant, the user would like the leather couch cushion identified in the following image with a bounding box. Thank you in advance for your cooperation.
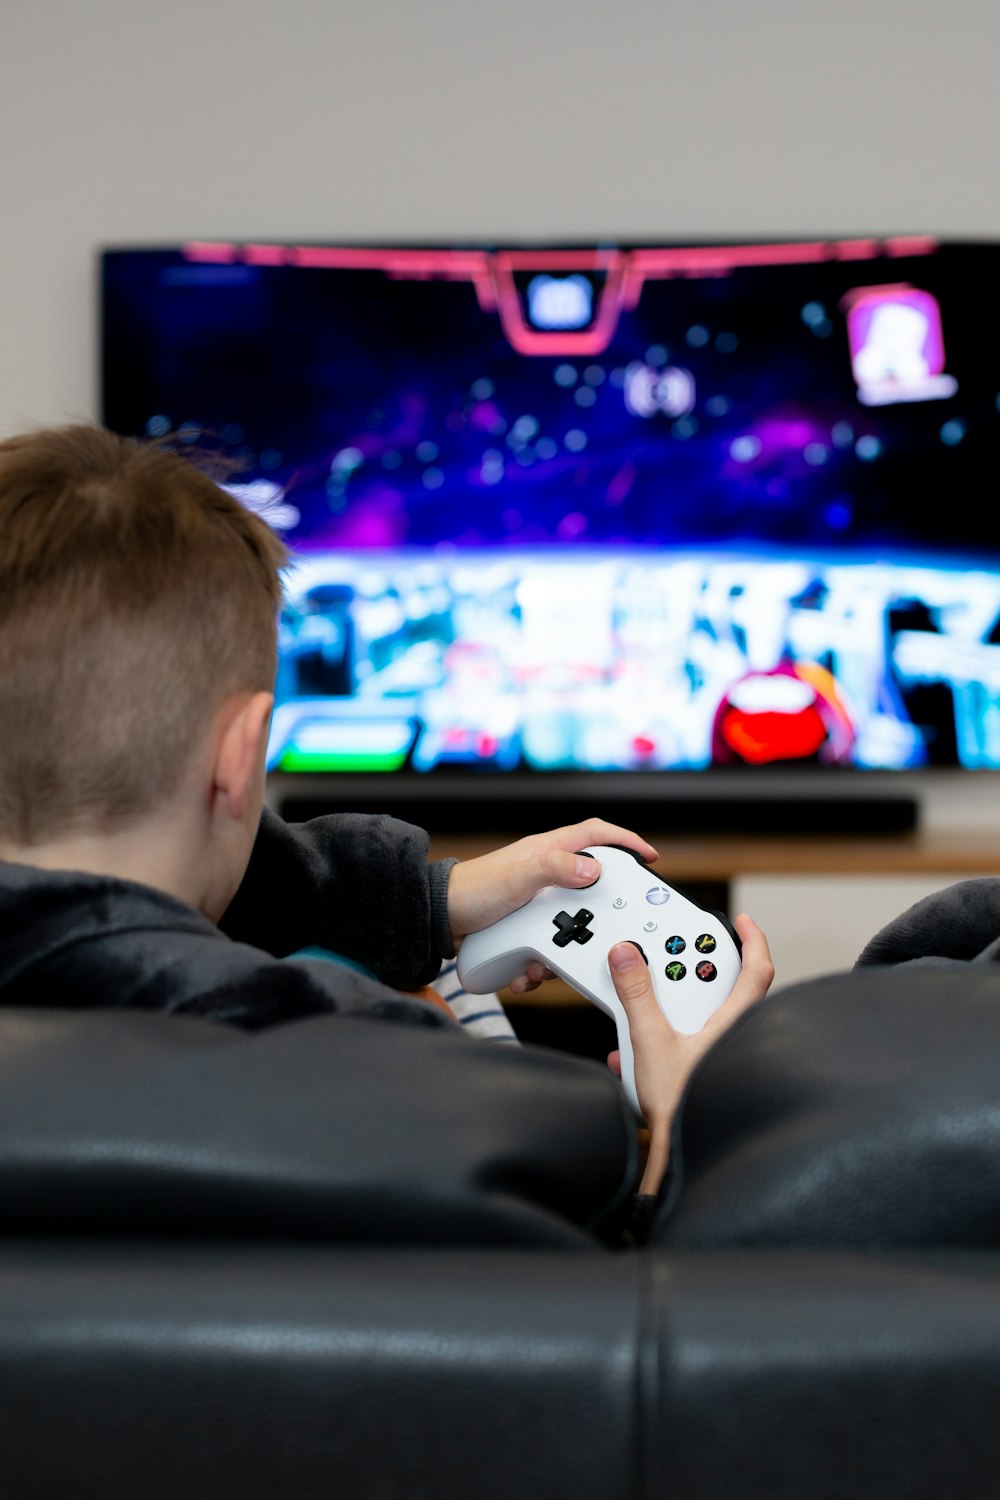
[0,1006,636,1246]
[647,1248,1000,1500]
[656,965,1000,1248]
[3,1242,999,1499]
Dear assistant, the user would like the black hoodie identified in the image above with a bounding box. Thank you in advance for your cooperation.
[0,805,457,1032]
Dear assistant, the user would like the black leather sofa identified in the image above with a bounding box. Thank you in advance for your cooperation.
[3,962,1000,1499]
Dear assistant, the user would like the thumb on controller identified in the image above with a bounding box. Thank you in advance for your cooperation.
[608,940,673,1117]
[499,848,603,913]
[608,941,662,1039]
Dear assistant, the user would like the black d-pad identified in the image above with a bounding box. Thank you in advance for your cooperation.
[551,909,595,947]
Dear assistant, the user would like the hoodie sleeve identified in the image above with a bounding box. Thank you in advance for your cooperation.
[854,876,1000,969]
[219,805,458,992]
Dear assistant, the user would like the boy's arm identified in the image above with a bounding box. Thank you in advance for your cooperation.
[221,809,662,994]
[218,806,454,992]
[854,877,1000,968]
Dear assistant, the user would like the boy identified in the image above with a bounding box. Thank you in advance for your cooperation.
[0,424,772,1202]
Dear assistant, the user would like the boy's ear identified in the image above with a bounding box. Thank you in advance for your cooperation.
[212,691,274,822]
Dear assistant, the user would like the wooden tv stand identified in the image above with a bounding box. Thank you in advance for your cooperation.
[427,824,1000,883]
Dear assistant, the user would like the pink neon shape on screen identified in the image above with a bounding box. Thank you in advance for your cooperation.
[843,284,947,380]
[833,239,880,260]
[183,242,239,263]
[884,236,939,257]
[489,249,626,356]
[244,244,288,266]
[181,237,941,356]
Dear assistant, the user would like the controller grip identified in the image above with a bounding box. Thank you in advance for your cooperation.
[614,1016,642,1118]
[456,943,539,995]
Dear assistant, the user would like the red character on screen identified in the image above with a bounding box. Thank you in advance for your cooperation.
[711,661,856,768]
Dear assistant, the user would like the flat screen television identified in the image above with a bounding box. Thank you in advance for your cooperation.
[100,236,1000,831]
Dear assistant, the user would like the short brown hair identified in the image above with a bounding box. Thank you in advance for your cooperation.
[0,424,288,844]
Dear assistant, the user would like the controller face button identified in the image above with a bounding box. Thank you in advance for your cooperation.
[665,961,687,982]
[642,920,657,933]
[645,887,671,906]
[696,960,718,982]
[551,909,596,948]
[664,935,686,955]
[612,896,627,909]
[695,934,717,954]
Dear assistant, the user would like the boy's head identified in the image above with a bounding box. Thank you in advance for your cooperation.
[0,424,287,850]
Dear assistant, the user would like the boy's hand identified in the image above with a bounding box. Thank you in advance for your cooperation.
[607,913,774,1197]
[447,820,659,993]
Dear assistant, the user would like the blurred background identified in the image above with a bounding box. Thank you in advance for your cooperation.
[3,0,999,983]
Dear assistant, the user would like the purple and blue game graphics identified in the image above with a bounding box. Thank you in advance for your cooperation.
[101,237,1000,779]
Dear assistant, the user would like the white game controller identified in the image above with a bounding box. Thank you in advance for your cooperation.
[457,845,743,1118]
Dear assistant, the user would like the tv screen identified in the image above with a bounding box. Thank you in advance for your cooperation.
[101,237,1000,824]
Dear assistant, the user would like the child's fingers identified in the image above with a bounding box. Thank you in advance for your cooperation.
[707,914,775,1031]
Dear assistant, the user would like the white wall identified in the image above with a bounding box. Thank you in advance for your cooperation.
[4,0,999,435]
[3,0,999,978]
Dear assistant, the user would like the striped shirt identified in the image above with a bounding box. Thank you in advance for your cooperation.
[431,959,520,1043]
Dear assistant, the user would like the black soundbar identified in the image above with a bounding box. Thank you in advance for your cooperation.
[278,787,919,837]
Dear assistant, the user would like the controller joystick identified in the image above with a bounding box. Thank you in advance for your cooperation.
[457,846,742,1118]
